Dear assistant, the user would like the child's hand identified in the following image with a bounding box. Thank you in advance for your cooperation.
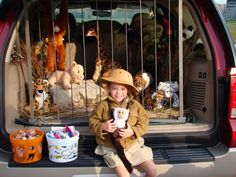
[102,119,117,133]
[118,124,134,138]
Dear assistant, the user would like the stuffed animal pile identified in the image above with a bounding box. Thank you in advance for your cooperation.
[151,81,180,109]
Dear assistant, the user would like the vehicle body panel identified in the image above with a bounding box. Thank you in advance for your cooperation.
[1,144,236,177]
[0,0,236,176]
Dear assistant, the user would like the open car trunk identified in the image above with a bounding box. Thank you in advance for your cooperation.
[4,0,218,155]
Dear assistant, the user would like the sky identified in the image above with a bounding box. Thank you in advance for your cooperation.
[214,0,227,4]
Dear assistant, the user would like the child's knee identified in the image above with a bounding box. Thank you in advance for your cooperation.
[146,163,157,177]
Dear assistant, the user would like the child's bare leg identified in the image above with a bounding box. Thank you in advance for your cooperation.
[114,166,130,177]
[138,160,157,177]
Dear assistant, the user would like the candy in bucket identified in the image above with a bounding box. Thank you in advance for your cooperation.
[46,126,79,163]
[9,129,44,164]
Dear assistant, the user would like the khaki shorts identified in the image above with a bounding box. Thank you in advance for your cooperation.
[95,137,153,168]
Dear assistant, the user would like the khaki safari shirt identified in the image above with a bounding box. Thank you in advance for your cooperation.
[89,95,149,149]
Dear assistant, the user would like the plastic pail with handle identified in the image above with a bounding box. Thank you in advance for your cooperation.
[9,129,44,164]
[46,130,79,163]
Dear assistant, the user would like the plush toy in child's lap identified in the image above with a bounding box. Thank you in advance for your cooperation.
[113,108,130,129]
[111,107,133,173]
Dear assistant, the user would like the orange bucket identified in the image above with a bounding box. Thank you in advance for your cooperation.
[9,129,44,164]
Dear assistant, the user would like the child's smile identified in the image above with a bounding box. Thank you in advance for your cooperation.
[109,83,128,103]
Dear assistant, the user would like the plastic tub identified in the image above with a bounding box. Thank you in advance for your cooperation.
[9,129,44,164]
[46,130,79,163]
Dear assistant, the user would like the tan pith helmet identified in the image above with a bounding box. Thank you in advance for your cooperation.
[100,69,139,94]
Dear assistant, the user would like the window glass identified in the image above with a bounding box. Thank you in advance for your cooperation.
[68,8,149,24]
[214,0,236,43]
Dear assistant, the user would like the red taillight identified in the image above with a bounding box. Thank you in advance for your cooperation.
[227,67,236,147]
[229,68,236,118]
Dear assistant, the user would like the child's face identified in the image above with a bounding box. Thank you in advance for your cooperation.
[109,83,128,103]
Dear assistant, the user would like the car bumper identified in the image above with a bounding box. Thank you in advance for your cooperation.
[0,143,235,177]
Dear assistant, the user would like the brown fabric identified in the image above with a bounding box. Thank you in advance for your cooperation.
[100,69,139,95]
[111,133,133,173]
[89,95,149,150]
[95,137,153,168]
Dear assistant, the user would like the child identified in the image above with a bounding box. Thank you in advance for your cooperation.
[89,69,157,177]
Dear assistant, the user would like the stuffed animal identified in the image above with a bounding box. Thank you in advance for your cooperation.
[154,81,180,109]
[150,90,165,110]
[24,79,56,116]
[113,30,126,62]
[113,108,130,128]
[111,107,132,173]
[43,0,68,74]
[183,25,195,41]
[183,25,204,56]
[133,71,155,109]
[48,61,84,89]
[183,25,205,86]
[134,71,153,92]
[86,28,122,83]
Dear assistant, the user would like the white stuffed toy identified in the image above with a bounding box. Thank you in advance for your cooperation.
[183,25,195,41]
[157,81,180,109]
[113,108,130,128]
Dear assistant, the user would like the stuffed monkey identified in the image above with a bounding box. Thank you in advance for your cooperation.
[44,0,68,74]
[111,107,133,173]
[113,108,130,128]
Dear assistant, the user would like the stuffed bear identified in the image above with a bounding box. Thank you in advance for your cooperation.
[155,81,180,109]
[43,0,68,74]
[113,107,130,128]
[48,61,84,89]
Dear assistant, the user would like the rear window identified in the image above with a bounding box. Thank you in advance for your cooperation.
[68,7,150,24]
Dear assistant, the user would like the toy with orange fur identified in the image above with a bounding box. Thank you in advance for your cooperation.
[43,0,68,74]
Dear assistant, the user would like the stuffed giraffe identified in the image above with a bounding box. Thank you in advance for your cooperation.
[86,28,122,83]
[43,0,68,75]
